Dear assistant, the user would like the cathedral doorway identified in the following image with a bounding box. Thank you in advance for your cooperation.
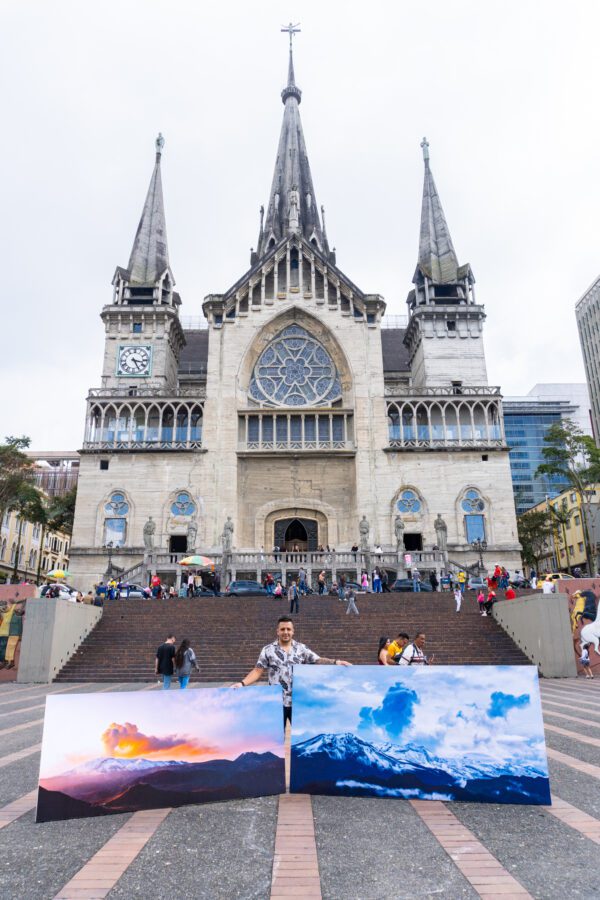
[404,533,423,552]
[274,517,318,551]
[169,534,188,554]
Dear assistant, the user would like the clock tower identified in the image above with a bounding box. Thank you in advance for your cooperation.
[100,134,185,391]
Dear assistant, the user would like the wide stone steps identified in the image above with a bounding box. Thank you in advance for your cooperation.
[55,594,531,682]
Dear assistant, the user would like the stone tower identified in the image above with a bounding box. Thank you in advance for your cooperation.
[403,139,487,388]
[100,134,185,391]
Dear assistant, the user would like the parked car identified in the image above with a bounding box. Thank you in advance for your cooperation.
[225,580,269,597]
[391,579,432,592]
[41,583,76,600]
[536,572,575,589]
[467,576,486,592]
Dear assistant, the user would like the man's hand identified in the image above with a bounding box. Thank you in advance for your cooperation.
[231,681,244,689]
[336,660,352,666]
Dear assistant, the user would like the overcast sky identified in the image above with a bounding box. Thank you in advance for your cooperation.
[1,0,598,451]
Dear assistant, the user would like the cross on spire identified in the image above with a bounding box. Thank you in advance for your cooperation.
[281,21,301,49]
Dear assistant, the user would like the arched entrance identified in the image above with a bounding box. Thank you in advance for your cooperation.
[274,517,318,551]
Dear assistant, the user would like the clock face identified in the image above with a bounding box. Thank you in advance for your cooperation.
[117,345,152,376]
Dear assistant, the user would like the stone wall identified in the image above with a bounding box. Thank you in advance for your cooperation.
[492,592,577,678]
[17,598,102,683]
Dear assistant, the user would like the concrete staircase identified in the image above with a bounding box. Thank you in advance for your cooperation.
[54,593,531,683]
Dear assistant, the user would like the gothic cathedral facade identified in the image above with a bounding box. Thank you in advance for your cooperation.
[69,50,521,589]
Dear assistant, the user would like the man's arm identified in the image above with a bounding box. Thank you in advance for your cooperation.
[316,657,351,666]
[232,666,264,688]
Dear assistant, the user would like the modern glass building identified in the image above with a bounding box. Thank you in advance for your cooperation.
[502,384,591,516]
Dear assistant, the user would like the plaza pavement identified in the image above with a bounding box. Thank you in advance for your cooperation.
[0,678,599,899]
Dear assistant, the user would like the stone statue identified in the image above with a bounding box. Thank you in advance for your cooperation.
[222,516,234,553]
[288,185,300,233]
[394,515,405,550]
[143,516,155,551]
[187,520,197,552]
[359,515,370,550]
[434,513,448,552]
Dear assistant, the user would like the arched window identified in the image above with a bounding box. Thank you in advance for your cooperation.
[462,489,486,542]
[171,492,196,517]
[190,405,203,442]
[10,543,16,564]
[249,325,342,407]
[176,408,188,442]
[396,489,422,514]
[104,492,129,547]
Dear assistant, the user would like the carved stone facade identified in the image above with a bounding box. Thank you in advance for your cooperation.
[68,52,521,590]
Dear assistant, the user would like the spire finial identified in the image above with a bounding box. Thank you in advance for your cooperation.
[281,21,301,51]
[155,132,165,162]
[420,136,430,163]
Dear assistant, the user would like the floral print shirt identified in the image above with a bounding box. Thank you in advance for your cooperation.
[256,640,320,707]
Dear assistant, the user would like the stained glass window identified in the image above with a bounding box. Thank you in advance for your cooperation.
[249,325,342,407]
[396,490,422,513]
[461,489,485,513]
[104,492,129,516]
[171,492,196,517]
[104,518,127,547]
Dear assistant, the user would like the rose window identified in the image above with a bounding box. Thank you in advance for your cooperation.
[396,490,422,513]
[249,325,342,407]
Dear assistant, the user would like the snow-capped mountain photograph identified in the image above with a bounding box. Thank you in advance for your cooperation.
[290,665,550,805]
[36,686,285,822]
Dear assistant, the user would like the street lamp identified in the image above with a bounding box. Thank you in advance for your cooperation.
[103,541,114,578]
[471,538,488,573]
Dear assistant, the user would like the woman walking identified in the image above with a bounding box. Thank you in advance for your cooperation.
[174,638,200,689]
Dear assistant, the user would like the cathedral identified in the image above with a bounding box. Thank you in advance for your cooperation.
[69,45,521,590]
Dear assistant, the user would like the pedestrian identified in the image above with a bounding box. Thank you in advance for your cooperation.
[454,587,462,613]
[378,636,391,665]
[298,567,307,595]
[542,577,555,594]
[232,616,351,727]
[266,572,275,595]
[580,643,594,678]
[457,570,466,594]
[430,571,439,592]
[155,633,176,689]
[318,570,326,595]
[387,632,410,663]
[483,589,496,616]
[169,585,176,600]
[274,580,283,597]
[214,571,221,595]
[338,573,347,601]
[477,589,485,614]
[505,585,516,600]
[346,587,359,615]
[398,632,434,665]
[288,580,299,614]
[372,567,382,593]
[412,568,421,592]
[361,570,369,592]
[381,568,390,592]
[174,638,200,688]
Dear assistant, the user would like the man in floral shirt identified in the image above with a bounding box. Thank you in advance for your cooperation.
[234,616,351,727]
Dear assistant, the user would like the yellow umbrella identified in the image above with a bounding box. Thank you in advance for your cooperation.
[47,569,71,579]
[180,555,214,568]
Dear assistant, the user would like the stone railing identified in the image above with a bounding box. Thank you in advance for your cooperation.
[238,410,355,453]
[387,394,505,450]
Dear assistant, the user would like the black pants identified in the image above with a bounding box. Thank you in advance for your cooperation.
[283,706,292,728]
[290,596,299,613]
[382,583,391,593]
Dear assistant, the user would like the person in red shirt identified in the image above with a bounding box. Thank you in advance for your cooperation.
[505,586,516,600]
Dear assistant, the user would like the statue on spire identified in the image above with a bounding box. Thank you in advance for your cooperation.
[420,136,429,162]
[281,21,301,49]
[155,132,165,158]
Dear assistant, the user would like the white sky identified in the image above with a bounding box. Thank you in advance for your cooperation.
[1,0,597,450]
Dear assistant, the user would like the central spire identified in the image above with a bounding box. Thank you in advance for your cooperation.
[417,137,459,284]
[127,133,170,285]
[256,28,330,260]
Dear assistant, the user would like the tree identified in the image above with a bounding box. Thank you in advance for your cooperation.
[536,419,600,573]
[517,509,553,571]
[548,498,575,572]
[48,487,77,535]
[27,491,50,586]
[0,436,33,525]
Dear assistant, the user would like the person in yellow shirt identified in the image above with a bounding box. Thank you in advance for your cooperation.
[387,632,410,663]
[457,570,467,593]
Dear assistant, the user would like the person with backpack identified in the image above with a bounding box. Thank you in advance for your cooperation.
[288,580,299,614]
[398,632,434,665]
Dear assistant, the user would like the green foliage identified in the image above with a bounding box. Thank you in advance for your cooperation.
[48,487,77,534]
[517,509,553,569]
[0,435,33,516]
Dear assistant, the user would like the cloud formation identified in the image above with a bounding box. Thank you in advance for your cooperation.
[101,721,216,760]
[487,692,530,719]
[358,683,419,739]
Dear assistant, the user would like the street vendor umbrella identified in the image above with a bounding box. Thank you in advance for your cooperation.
[179,555,215,568]
[47,569,71,579]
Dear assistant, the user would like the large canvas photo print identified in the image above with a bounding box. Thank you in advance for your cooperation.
[36,686,285,823]
[290,666,550,805]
